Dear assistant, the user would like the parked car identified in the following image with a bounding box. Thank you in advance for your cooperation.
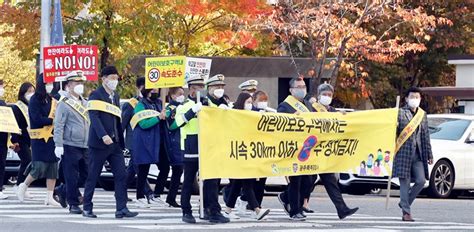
[4,148,21,185]
[338,114,474,198]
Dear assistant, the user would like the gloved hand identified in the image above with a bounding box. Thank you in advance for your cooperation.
[227,102,234,109]
[192,102,203,113]
[54,147,64,159]
[218,104,229,110]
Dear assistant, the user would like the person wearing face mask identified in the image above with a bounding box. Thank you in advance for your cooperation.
[52,71,90,214]
[121,77,154,202]
[0,79,9,200]
[205,74,230,109]
[132,87,168,208]
[253,90,276,113]
[82,66,138,219]
[223,92,271,221]
[393,87,433,222]
[238,80,258,96]
[10,82,35,198]
[175,75,229,224]
[16,74,61,207]
[275,77,313,221]
[162,87,186,208]
[302,83,359,219]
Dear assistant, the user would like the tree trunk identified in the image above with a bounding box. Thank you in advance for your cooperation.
[100,11,113,70]
[329,37,349,87]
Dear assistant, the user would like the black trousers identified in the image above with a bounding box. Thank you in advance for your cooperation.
[181,160,221,215]
[62,145,88,206]
[136,164,151,199]
[154,144,170,197]
[16,145,31,184]
[226,179,259,210]
[280,175,311,216]
[302,174,318,199]
[239,178,266,207]
[166,165,183,203]
[319,173,349,213]
[0,147,6,190]
[126,151,153,197]
[83,144,128,212]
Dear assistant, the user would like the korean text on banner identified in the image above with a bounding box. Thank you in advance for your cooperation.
[145,56,186,89]
[43,45,99,83]
[185,57,212,81]
[198,107,398,180]
[0,106,21,134]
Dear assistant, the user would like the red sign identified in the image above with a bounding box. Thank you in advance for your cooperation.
[43,45,99,83]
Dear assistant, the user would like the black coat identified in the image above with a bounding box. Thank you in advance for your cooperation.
[10,101,31,147]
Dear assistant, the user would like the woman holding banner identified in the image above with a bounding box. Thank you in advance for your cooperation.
[223,92,270,221]
[132,87,167,208]
[17,74,60,207]
[10,82,35,198]
[162,87,186,208]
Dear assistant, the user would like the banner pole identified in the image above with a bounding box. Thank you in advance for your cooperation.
[196,91,205,219]
[386,95,400,210]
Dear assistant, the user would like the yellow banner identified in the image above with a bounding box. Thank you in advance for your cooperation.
[145,56,186,89]
[198,107,398,180]
[0,106,21,134]
[87,100,121,118]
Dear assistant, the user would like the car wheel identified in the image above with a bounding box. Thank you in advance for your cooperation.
[370,188,382,195]
[428,160,454,198]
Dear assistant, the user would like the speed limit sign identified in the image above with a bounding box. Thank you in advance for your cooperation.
[148,68,160,83]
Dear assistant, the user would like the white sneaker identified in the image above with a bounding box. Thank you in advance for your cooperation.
[16,183,27,202]
[236,197,248,215]
[25,191,33,199]
[135,198,151,208]
[224,210,240,220]
[254,208,270,221]
[45,196,61,207]
[0,192,8,200]
[149,196,165,207]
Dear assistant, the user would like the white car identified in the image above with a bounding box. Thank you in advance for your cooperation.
[338,114,474,198]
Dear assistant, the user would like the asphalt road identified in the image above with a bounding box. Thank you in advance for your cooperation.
[0,186,473,232]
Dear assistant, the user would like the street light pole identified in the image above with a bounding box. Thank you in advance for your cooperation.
[39,0,51,74]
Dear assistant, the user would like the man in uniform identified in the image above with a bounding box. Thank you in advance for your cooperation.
[206,74,230,109]
[176,74,229,224]
[238,80,258,96]
[82,66,138,219]
[53,71,90,214]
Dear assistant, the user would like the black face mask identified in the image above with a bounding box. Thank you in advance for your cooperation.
[150,92,159,101]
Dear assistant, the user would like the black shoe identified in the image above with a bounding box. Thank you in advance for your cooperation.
[209,213,230,224]
[82,210,97,218]
[338,207,359,220]
[301,211,307,218]
[290,213,306,221]
[115,208,139,219]
[182,213,196,224]
[302,207,314,213]
[166,200,181,208]
[53,191,67,208]
[277,192,290,216]
[200,208,210,220]
[69,205,83,214]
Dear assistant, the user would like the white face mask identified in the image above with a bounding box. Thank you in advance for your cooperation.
[106,79,118,91]
[244,103,253,111]
[45,83,54,94]
[0,87,4,97]
[319,95,332,106]
[213,89,225,98]
[25,92,34,102]
[175,95,185,103]
[257,101,268,109]
[73,84,84,95]
[408,98,421,109]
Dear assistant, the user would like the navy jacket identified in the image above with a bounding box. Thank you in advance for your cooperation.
[132,98,162,165]
[88,86,125,150]
[121,96,140,150]
[163,100,184,166]
[29,94,56,162]
[277,101,297,114]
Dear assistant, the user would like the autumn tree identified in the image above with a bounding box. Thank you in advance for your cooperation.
[252,0,452,96]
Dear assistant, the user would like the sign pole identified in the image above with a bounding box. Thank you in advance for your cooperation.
[386,95,400,210]
[196,91,205,219]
